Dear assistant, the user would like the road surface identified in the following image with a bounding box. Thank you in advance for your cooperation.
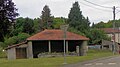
[63,56,120,67]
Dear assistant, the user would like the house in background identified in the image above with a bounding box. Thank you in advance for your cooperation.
[6,29,89,60]
[100,28,120,54]
[100,40,119,52]
[101,28,120,43]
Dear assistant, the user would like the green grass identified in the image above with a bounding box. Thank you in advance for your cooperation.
[0,49,114,67]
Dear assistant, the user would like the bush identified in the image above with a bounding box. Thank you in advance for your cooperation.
[2,33,30,48]
[4,36,18,46]
[17,33,30,42]
[0,42,6,48]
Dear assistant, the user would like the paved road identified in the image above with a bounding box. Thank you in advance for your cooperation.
[63,56,120,67]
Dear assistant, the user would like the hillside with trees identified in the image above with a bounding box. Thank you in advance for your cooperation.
[0,1,111,49]
[92,19,120,28]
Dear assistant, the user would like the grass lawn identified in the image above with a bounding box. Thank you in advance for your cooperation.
[0,49,115,67]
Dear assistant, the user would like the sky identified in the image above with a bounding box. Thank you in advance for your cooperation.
[12,0,120,24]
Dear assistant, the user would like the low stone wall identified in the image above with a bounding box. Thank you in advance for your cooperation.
[38,52,78,58]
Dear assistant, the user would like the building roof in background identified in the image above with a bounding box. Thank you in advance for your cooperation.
[100,28,120,34]
[27,29,89,41]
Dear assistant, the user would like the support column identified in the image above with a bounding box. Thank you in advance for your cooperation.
[109,44,112,51]
[76,46,80,56]
[27,41,33,58]
[101,45,104,50]
[48,40,51,53]
[80,41,88,56]
[66,41,68,53]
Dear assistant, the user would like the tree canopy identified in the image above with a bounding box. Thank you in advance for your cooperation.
[41,5,53,29]
[92,19,120,28]
[0,0,19,41]
[0,2,114,48]
[68,1,90,33]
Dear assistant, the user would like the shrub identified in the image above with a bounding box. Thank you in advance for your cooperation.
[4,36,18,46]
[17,33,30,42]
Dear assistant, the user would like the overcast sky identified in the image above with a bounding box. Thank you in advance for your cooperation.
[12,0,120,24]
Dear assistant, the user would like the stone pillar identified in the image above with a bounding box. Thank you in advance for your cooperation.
[48,40,51,53]
[109,44,112,51]
[27,41,33,58]
[66,41,68,53]
[76,46,80,56]
[7,48,16,60]
[115,43,119,54]
[80,41,88,56]
[101,45,104,50]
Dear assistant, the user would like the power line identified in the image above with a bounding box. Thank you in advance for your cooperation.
[79,2,112,12]
[83,0,113,9]
[114,7,120,14]
[116,10,120,14]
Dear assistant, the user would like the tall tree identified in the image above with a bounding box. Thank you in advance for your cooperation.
[68,1,90,33]
[41,5,53,29]
[0,0,19,41]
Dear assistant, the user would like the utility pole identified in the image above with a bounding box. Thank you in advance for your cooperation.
[113,6,116,54]
[60,24,69,64]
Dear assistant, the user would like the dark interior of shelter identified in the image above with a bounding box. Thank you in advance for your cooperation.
[32,40,83,58]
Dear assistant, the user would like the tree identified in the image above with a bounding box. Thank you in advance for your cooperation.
[23,17,34,34]
[86,28,110,44]
[10,17,25,36]
[33,18,42,33]
[0,0,19,41]
[41,5,53,29]
[53,17,66,29]
[3,33,30,48]
[68,1,90,33]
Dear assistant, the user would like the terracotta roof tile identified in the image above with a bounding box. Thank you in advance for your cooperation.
[100,28,120,34]
[5,41,27,50]
[27,29,89,41]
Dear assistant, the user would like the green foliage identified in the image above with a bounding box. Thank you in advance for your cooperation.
[33,18,42,33]
[92,19,120,28]
[53,17,66,29]
[86,28,110,44]
[4,36,18,46]
[23,17,34,34]
[0,47,7,58]
[10,17,25,36]
[2,33,30,48]
[68,1,90,33]
[41,5,53,29]
[17,33,30,43]
[0,42,6,49]
[0,0,19,41]
[11,17,35,36]
[68,27,85,36]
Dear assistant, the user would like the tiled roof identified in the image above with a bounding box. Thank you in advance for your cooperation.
[27,29,89,41]
[5,41,27,50]
[100,28,120,34]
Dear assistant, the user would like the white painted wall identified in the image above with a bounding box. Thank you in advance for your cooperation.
[107,33,120,43]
